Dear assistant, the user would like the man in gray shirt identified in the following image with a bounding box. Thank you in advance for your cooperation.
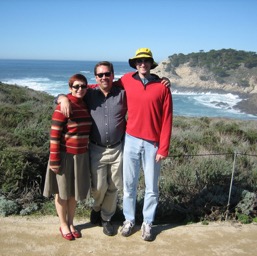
[57,61,127,236]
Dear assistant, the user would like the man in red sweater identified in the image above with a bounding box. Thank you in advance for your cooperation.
[119,48,173,241]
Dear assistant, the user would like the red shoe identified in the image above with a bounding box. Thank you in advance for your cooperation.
[72,230,81,238]
[59,227,74,241]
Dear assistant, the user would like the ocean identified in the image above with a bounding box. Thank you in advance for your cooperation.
[0,59,256,120]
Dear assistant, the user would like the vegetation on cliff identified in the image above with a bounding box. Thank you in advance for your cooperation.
[169,48,257,72]
[0,82,256,224]
[0,82,53,215]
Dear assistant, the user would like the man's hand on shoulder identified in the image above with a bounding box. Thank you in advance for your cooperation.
[57,95,72,117]
[161,77,171,88]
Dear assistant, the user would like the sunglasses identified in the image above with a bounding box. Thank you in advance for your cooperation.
[96,72,112,78]
[72,84,87,90]
[136,58,152,64]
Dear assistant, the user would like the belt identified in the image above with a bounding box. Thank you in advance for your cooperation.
[90,140,123,148]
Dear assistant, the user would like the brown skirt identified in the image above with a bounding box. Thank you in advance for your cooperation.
[43,152,90,201]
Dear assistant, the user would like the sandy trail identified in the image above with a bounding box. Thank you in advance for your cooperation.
[0,216,256,256]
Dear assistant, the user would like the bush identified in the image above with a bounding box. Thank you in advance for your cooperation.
[0,149,48,194]
[0,196,19,216]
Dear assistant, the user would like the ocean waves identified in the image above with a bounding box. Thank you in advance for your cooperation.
[0,59,256,120]
[173,90,256,119]
[2,77,69,96]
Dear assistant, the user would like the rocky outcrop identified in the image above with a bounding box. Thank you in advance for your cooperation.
[152,59,257,94]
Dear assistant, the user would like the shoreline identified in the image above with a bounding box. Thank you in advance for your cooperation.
[172,85,257,117]
[2,81,257,119]
[234,93,257,116]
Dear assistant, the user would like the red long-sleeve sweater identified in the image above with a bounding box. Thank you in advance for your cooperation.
[49,94,92,169]
[119,72,173,157]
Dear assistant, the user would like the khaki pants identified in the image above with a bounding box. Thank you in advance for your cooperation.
[89,142,123,221]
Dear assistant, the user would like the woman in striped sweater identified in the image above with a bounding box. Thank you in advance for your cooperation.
[43,74,92,241]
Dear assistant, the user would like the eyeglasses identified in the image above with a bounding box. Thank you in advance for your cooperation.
[72,84,87,90]
[136,58,152,64]
[96,72,112,78]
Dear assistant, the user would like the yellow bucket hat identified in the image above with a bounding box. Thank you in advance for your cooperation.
[129,48,158,69]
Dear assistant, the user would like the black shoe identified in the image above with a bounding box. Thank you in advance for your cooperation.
[90,209,101,225]
[102,220,114,236]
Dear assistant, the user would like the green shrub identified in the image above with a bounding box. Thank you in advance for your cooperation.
[0,196,19,216]
[236,190,256,216]
[236,213,251,224]
[20,203,39,216]
[0,149,48,194]
[39,199,56,216]
[243,129,257,144]
[14,126,49,149]
[200,76,209,81]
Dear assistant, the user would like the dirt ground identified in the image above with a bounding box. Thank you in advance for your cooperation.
[0,216,257,256]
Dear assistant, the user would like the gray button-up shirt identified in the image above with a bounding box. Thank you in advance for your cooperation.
[85,85,127,146]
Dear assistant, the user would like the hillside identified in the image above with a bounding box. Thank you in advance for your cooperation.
[0,82,53,152]
[0,82,257,223]
[0,82,53,205]
[153,49,257,94]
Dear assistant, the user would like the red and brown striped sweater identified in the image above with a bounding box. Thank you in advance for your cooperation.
[49,93,92,169]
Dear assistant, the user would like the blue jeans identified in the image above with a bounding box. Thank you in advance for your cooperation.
[123,133,161,224]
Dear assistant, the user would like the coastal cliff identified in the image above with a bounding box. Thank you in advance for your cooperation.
[153,49,257,93]
[154,61,257,94]
[152,49,257,115]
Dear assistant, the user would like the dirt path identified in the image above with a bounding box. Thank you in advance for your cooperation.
[0,216,257,256]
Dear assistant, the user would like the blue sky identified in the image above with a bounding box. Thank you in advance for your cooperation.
[1,0,257,62]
